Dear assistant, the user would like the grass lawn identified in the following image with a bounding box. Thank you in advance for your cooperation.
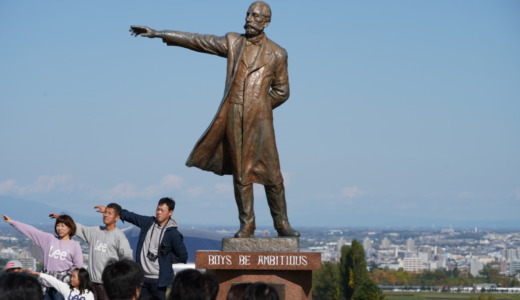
[383,291,520,300]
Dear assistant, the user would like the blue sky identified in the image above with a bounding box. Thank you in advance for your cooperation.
[1,1,519,229]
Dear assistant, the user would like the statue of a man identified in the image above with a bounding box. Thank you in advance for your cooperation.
[130,1,299,238]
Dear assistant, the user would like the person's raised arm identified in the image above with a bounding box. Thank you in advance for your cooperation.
[130,24,230,58]
[94,205,106,213]
[29,270,72,297]
[4,214,52,247]
[2,215,13,223]
[49,213,60,219]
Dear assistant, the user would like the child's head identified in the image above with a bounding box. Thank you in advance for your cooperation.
[70,268,92,295]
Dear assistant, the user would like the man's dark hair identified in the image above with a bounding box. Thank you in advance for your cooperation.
[73,268,92,295]
[55,214,77,237]
[158,197,175,211]
[102,259,144,300]
[0,272,42,300]
[169,269,219,300]
[244,282,279,300]
[106,203,122,217]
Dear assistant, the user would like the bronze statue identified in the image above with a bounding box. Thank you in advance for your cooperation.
[130,1,299,238]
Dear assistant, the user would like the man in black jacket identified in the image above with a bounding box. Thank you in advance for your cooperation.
[95,198,188,300]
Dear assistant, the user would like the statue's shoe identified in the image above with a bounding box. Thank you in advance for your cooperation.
[277,227,300,237]
[234,229,254,238]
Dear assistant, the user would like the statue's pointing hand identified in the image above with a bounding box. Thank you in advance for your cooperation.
[129,25,157,38]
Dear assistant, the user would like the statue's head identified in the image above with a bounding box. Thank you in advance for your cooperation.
[244,1,271,37]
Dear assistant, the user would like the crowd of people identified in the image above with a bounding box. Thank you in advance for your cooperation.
[0,197,280,300]
[1,260,279,300]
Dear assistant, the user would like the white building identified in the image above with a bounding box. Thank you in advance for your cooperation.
[381,237,391,249]
[503,248,519,261]
[402,257,423,272]
[363,237,372,251]
[0,247,18,259]
[470,258,485,277]
[418,252,429,263]
[509,260,520,277]
[337,237,346,252]
[406,238,415,252]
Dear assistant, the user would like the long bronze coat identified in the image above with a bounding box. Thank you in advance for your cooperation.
[162,31,290,185]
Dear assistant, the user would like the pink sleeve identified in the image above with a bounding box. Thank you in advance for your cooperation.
[11,220,54,250]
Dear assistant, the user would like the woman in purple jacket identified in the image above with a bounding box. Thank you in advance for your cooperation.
[2,214,83,300]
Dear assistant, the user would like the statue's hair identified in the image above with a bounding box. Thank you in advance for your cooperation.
[251,1,272,22]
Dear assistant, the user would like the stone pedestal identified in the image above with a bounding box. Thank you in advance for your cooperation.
[195,237,321,300]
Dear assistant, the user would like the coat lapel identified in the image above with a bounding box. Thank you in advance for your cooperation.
[231,37,246,80]
[250,35,274,73]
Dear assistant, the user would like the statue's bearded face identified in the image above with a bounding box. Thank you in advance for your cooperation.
[244,3,270,37]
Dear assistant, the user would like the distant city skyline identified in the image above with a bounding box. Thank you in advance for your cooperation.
[2,223,520,278]
[1,1,519,228]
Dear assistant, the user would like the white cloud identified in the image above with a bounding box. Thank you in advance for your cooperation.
[0,175,75,196]
[142,174,184,198]
[107,182,138,199]
[106,174,186,200]
[341,186,365,198]
[184,187,206,197]
[158,174,184,189]
[27,175,72,193]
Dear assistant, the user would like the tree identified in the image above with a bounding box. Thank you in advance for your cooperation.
[340,240,384,300]
[340,240,368,300]
[479,264,500,282]
[313,261,342,300]
[451,267,461,278]
[352,280,385,300]
[0,258,8,270]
